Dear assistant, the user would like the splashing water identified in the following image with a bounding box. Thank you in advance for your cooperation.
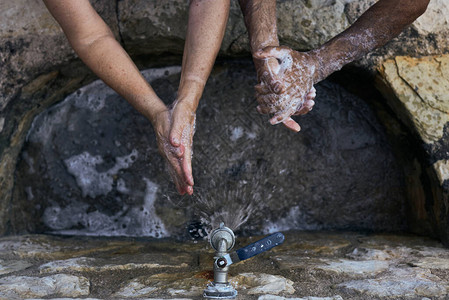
[191,180,265,235]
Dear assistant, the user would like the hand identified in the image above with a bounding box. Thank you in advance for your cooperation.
[169,100,197,194]
[253,46,319,131]
[153,107,194,195]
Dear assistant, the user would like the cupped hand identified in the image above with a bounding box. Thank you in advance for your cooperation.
[253,46,319,131]
[153,107,194,195]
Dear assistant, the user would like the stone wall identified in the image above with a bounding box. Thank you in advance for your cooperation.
[376,55,449,244]
[1,0,448,241]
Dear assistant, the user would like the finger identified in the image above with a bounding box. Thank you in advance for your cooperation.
[254,83,271,98]
[185,185,193,196]
[260,72,285,94]
[255,83,271,96]
[181,145,194,186]
[257,105,271,115]
[282,117,301,132]
[260,58,285,94]
[306,86,316,100]
[294,100,315,116]
[166,160,186,195]
[269,103,296,125]
[257,102,277,115]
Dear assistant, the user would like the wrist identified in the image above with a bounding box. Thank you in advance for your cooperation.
[250,36,279,55]
[308,46,339,83]
[177,77,205,111]
[130,94,166,126]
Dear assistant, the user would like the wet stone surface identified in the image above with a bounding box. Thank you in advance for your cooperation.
[14,62,406,237]
[0,231,448,299]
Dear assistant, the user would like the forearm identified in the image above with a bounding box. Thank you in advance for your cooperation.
[43,0,166,123]
[75,35,165,121]
[312,0,429,82]
[239,0,279,54]
[177,0,230,109]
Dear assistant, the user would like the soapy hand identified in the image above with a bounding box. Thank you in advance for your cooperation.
[253,46,319,132]
[153,104,195,195]
[169,100,196,194]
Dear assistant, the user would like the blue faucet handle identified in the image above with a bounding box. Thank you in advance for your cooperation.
[235,232,285,261]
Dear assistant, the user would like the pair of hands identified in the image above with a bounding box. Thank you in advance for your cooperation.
[253,46,320,132]
[153,101,196,196]
[154,46,320,196]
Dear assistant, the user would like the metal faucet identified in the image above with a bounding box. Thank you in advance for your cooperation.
[203,223,285,299]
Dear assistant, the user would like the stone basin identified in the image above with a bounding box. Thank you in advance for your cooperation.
[0,231,448,299]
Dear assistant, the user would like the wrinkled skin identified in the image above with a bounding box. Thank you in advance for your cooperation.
[253,46,318,131]
[153,104,195,196]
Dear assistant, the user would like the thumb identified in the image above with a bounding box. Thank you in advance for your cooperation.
[263,58,285,94]
[169,116,184,147]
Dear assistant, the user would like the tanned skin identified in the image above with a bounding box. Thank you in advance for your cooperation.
[239,0,430,131]
[43,0,230,195]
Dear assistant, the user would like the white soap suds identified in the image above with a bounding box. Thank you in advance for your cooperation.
[262,206,322,233]
[246,132,257,139]
[68,80,114,112]
[64,149,138,198]
[230,126,244,141]
[43,178,167,237]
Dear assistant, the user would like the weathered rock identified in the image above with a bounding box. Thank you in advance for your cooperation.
[39,256,189,274]
[114,272,207,298]
[316,259,389,277]
[0,231,448,299]
[376,54,449,245]
[0,234,145,260]
[377,55,449,144]
[410,257,449,270]
[258,296,343,300]
[0,274,90,299]
[13,64,407,237]
[30,298,100,300]
[0,259,32,275]
[338,267,449,298]
[230,273,295,295]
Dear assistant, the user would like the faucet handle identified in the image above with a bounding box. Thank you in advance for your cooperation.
[236,232,285,261]
[218,232,285,267]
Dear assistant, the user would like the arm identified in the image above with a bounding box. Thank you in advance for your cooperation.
[244,0,430,128]
[311,0,430,82]
[168,0,230,194]
[43,0,166,122]
[43,0,188,195]
[238,0,279,54]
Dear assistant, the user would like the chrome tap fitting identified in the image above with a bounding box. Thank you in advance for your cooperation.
[203,223,285,299]
[203,223,237,299]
